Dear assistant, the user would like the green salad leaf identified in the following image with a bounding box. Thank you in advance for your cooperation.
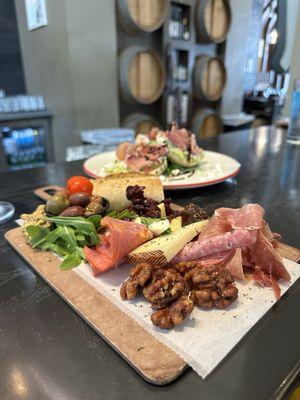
[46,216,100,246]
[60,252,82,270]
[26,216,101,270]
[107,209,138,220]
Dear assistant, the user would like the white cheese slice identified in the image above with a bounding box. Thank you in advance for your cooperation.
[128,220,208,265]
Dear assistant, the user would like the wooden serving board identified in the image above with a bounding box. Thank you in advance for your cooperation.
[5,227,300,385]
[5,227,186,385]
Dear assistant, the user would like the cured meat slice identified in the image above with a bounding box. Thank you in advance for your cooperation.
[173,229,257,263]
[241,247,254,268]
[215,204,264,230]
[84,217,153,275]
[198,215,232,238]
[252,266,281,300]
[196,250,234,267]
[250,231,290,282]
[224,249,245,280]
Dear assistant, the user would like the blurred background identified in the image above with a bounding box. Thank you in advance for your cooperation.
[0,0,299,170]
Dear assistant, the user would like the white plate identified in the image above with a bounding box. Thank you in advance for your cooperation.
[83,150,241,190]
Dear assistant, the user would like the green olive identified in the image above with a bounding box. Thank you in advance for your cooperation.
[55,189,69,198]
[85,201,106,216]
[46,194,70,215]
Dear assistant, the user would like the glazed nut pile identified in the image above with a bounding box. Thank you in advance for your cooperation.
[120,262,238,329]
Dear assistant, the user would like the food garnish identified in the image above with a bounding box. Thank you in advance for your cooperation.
[107,209,138,220]
[25,215,101,270]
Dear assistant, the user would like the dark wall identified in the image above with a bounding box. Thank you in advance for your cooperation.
[0,0,25,94]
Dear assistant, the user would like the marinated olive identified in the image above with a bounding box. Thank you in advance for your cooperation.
[85,196,110,216]
[85,202,105,216]
[69,192,90,207]
[60,206,85,217]
[55,189,69,198]
[46,194,70,215]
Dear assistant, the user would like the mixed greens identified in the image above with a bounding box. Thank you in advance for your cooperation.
[26,215,101,270]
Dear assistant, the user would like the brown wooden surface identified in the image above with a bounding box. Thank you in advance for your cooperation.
[5,227,186,386]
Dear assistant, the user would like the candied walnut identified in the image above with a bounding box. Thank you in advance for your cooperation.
[143,270,189,309]
[151,296,194,329]
[151,308,174,329]
[120,263,153,300]
[180,203,208,226]
[170,260,202,276]
[189,265,238,309]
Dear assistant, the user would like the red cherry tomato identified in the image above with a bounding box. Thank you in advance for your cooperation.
[66,176,93,195]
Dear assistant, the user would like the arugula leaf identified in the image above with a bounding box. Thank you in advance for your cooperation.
[107,209,138,220]
[60,252,82,270]
[86,215,102,230]
[26,225,50,248]
[26,216,100,271]
[40,241,69,257]
[46,216,100,247]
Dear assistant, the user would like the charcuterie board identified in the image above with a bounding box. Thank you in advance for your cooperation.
[5,227,186,385]
[5,226,300,385]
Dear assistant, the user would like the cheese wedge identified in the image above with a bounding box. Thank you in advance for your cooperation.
[128,220,208,265]
[170,216,182,232]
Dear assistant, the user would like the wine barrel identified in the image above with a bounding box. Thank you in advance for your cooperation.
[117,0,168,35]
[123,113,161,135]
[192,108,223,139]
[193,55,227,102]
[119,46,166,104]
[195,0,231,43]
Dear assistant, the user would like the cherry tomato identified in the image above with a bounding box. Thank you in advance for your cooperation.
[66,176,93,195]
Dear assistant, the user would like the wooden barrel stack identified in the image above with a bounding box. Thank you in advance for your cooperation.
[116,0,232,138]
[117,0,168,135]
[191,0,231,138]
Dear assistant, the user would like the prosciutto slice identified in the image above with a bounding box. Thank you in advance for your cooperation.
[173,229,257,263]
[191,251,235,268]
[84,217,152,275]
[198,215,231,238]
[215,204,265,230]
[224,249,245,280]
[252,267,281,300]
[250,231,290,282]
